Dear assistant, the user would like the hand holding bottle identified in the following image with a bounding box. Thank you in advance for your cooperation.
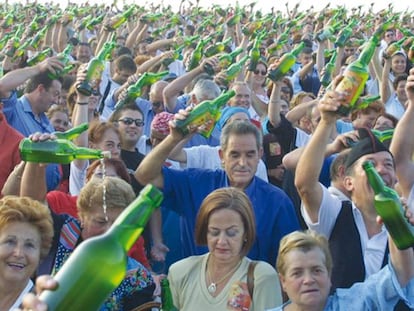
[16,275,57,311]
[37,56,65,79]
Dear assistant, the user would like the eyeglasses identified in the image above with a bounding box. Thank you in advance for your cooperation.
[118,117,144,127]
[254,69,267,76]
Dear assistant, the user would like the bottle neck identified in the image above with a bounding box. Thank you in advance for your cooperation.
[107,190,160,251]
[358,39,376,66]
[363,162,385,194]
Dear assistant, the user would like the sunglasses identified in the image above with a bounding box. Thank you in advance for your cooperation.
[254,69,267,76]
[118,117,144,127]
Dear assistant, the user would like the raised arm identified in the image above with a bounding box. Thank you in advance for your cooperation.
[389,68,414,198]
[162,57,218,112]
[295,91,344,222]
[0,56,64,98]
[380,57,393,104]
[135,109,194,189]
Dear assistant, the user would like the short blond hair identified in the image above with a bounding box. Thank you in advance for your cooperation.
[276,230,332,277]
[77,177,135,217]
[0,196,54,259]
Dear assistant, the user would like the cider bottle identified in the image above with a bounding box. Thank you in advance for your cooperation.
[105,6,136,31]
[19,138,109,164]
[223,55,250,83]
[77,38,116,96]
[161,278,178,311]
[174,89,236,137]
[26,48,52,66]
[363,161,414,250]
[39,185,163,310]
[115,71,169,110]
[320,50,337,88]
[267,41,305,82]
[333,21,389,116]
[47,43,74,80]
[248,31,266,71]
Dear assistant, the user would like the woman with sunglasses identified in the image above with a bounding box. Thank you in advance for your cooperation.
[245,59,270,121]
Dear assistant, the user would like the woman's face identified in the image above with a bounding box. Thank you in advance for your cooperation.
[279,248,331,310]
[91,164,119,180]
[252,63,267,86]
[0,222,41,284]
[80,206,122,240]
[391,54,407,75]
[49,111,70,132]
[207,208,245,265]
[93,129,121,159]
[374,116,395,131]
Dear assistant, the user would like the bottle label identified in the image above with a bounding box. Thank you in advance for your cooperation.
[335,70,368,112]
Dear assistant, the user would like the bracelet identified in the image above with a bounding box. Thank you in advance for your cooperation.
[76,101,89,105]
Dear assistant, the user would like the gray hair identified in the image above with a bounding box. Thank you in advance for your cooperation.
[192,79,221,102]
[220,120,262,152]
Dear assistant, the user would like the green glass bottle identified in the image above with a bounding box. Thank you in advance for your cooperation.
[315,21,341,42]
[203,47,244,76]
[54,123,89,140]
[86,14,104,31]
[334,33,380,116]
[105,6,136,31]
[335,20,356,48]
[371,128,394,143]
[29,24,49,50]
[182,35,200,47]
[0,33,12,51]
[267,42,305,82]
[26,47,52,67]
[77,39,116,96]
[19,137,108,164]
[174,89,236,138]
[354,94,381,110]
[5,25,24,57]
[363,161,414,250]
[1,11,14,29]
[187,36,213,71]
[223,54,250,84]
[204,37,232,58]
[39,185,163,311]
[162,45,185,67]
[161,278,178,311]
[227,7,242,27]
[47,43,74,80]
[115,71,169,110]
[140,12,163,24]
[248,31,266,71]
[320,50,337,88]
[383,37,406,59]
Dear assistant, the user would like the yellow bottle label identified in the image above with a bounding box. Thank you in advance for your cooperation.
[335,70,368,108]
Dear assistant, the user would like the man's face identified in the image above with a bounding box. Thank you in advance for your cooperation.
[346,151,396,210]
[113,68,134,85]
[299,52,313,66]
[149,83,167,114]
[228,85,251,110]
[344,46,356,58]
[117,109,144,146]
[39,81,62,113]
[219,133,262,189]
[76,45,92,63]
[384,30,396,45]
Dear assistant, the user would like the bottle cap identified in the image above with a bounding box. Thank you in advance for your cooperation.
[102,151,112,159]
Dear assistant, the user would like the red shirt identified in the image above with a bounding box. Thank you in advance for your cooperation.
[0,113,23,196]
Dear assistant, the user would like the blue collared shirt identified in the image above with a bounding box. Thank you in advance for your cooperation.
[2,91,55,136]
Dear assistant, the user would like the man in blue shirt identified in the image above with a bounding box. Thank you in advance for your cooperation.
[0,56,64,190]
[136,118,300,266]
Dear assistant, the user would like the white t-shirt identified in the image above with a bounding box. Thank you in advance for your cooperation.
[302,184,388,278]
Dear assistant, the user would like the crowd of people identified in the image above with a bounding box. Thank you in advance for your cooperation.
[1,1,414,310]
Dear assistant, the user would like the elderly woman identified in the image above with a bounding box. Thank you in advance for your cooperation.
[0,196,53,310]
[43,176,154,310]
[267,230,414,311]
[168,187,282,311]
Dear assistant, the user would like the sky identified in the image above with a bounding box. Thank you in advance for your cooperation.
[7,0,414,13]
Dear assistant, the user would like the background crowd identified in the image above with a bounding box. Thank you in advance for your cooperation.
[1,1,414,310]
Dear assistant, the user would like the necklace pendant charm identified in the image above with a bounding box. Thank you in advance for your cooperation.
[208,282,217,294]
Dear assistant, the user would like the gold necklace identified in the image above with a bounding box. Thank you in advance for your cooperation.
[206,256,242,294]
